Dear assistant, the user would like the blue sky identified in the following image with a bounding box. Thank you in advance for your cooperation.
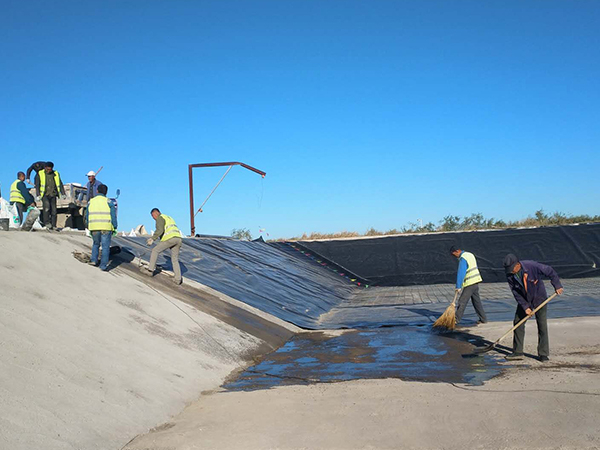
[1,1,598,238]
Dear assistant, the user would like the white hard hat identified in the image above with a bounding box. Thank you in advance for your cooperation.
[86,171,96,176]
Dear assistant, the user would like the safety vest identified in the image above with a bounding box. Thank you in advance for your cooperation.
[461,251,483,287]
[10,180,25,204]
[39,170,62,197]
[160,214,181,241]
[87,195,113,231]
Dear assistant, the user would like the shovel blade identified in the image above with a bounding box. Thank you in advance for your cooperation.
[471,343,496,354]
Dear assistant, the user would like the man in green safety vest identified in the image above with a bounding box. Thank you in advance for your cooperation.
[10,171,36,225]
[141,208,183,285]
[86,184,118,271]
[450,245,487,326]
[35,161,66,230]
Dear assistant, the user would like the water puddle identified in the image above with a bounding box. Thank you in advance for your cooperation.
[225,326,505,391]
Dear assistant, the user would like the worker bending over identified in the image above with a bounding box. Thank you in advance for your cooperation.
[25,160,46,185]
[503,254,564,362]
[142,208,183,285]
[10,171,36,225]
[450,245,487,326]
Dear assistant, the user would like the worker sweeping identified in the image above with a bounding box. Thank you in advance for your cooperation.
[141,208,183,285]
[450,246,487,326]
[503,254,564,362]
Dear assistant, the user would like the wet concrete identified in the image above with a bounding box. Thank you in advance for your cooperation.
[225,326,507,391]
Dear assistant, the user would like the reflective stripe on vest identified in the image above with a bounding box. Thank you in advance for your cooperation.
[160,214,181,241]
[461,251,483,287]
[87,196,113,231]
[10,180,25,204]
[39,170,62,197]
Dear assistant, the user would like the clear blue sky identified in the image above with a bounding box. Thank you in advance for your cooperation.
[2,1,598,239]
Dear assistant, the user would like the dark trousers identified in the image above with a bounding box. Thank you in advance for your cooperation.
[11,202,24,225]
[513,304,549,357]
[455,283,487,323]
[42,196,58,228]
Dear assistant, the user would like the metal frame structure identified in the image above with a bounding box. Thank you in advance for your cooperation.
[188,162,266,236]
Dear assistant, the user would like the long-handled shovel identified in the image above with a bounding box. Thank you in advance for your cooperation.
[471,293,558,354]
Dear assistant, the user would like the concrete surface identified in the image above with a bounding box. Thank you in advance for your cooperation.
[125,316,600,450]
[0,232,288,450]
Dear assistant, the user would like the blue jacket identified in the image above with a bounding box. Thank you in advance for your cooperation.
[507,260,562,311]
[16,180,35,205]
[85,194,118,230]
[455,251,467,289]
[86,179,104,202]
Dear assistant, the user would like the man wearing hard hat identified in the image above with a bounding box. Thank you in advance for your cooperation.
[85,170,104,203]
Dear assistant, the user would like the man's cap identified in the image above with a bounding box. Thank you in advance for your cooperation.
[503,253,520,275]
[449,245,460,254]
[87,171,96,177]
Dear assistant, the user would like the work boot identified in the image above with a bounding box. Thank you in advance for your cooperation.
[477,320,487,325]
[505,353,524,361]
[87,261,98,267]
[539,356,550,362]
[140,266,154,277]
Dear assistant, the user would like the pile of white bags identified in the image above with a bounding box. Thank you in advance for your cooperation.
[0,198,43,230]
[0,197,21,228]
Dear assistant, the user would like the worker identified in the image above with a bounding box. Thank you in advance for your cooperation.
[450,245,487,326]
[25,161,47,185]
[84,170,103,202]
[10,171,36,225]
[35,161,66,230]
[86,184,117,271]
[503,254,564,362]
[141,208,183,285]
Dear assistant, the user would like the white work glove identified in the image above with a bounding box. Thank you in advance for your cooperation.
[61,194,67,201]
[36,196,41,202]
[26,179,31,185]
[146,238,154,246]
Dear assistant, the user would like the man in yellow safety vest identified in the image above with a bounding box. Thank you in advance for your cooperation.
[450,245,487,326]
[141,208,183,285]
[10,171,36,225]
[86,184,117,271]
[35,161,66,230]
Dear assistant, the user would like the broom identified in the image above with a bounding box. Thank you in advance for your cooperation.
[433,289,460,330]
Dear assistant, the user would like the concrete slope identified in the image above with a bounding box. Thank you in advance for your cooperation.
[0,232,288,450]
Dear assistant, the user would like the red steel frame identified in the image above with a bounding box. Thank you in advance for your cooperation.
[188,162,266,236]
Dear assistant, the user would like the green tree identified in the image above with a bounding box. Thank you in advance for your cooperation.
[439,215,461,231]
[231,228,253,240]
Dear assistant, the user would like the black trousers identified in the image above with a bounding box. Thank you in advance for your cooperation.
[11,202,24,225]
[513,304,549,357]
[42,196,58,228]
[455,283,487,323]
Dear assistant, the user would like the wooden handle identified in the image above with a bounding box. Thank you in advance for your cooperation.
[450,289,460,306]
[492,293,558,346]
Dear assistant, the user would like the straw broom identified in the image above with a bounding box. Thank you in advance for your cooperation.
[433,290,460,330]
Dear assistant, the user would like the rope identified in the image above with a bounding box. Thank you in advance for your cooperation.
[143,281,240,363]
[194,165,233,217]
[447,381,600,396]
